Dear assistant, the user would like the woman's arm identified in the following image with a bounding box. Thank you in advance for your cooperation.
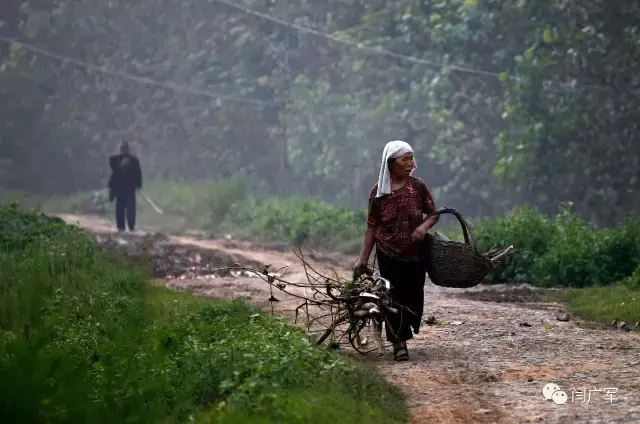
[357,224,376,264]
[412,179,439,240]
[419,214,439,231]
[412,210,439,242]
[356,185,379,268]
[422,179,439,228]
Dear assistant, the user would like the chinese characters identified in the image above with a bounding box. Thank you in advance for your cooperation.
[543,382,618,405]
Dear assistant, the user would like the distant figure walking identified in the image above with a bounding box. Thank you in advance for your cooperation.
[108,141,142,232]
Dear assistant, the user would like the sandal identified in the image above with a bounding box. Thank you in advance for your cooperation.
[393,342,409,361]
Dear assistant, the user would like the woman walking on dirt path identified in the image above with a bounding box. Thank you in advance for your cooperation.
[354,140,439,361]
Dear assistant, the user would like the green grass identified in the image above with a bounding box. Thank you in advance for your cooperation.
[548,267,640,327]
[0,204,406,423]
[0,189,46,210]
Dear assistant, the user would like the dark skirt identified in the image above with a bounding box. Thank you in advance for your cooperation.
[376,248,427,343]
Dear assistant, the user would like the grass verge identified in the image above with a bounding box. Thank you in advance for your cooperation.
[0,203,406,423]
[548,268,640,328]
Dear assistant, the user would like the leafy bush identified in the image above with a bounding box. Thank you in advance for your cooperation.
[0,205,405,423]
[475,204,640,287]
[234,196,366,252]
[621,265,640,289]
[532,212,640,287]
[474,205,555,283]
[206,178,248,227]
[0,202,79,251]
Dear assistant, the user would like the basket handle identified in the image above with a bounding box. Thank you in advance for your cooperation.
[425,207,480,255]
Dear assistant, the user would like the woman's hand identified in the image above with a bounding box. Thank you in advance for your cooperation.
[412,215,439,242]
[411,223,429,242]
[353,258,372,279]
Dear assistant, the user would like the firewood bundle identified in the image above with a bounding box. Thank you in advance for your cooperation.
[216,251,398,355]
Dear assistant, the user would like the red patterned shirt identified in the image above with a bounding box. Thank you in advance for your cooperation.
[366,176,437,262]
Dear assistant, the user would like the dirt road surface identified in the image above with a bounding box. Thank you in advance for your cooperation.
[58,214,640,424]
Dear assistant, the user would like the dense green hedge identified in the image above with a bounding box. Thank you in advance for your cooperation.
[474,205,640,288]
[0,204,405,423]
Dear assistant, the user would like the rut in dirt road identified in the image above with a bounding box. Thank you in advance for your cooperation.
[59,214,640,424]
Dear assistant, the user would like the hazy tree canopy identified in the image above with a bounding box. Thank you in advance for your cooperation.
[0,0,638,226]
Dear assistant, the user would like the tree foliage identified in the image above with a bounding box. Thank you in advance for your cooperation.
[0,0,638,225]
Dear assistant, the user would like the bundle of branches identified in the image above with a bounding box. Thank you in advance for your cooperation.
[216,251,399,355]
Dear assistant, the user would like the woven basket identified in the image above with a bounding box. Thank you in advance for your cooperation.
[422,207,513,289]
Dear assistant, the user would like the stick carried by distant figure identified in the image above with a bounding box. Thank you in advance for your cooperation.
[140,190,164,215]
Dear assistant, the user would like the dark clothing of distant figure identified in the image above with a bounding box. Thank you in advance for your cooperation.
[108,153,142,231]
[367,176,436,343]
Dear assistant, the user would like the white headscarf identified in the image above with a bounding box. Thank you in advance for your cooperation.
[376,140,416,198]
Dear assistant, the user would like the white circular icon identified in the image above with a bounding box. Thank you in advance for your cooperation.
[552,390,568,405]
[543,383,561,400]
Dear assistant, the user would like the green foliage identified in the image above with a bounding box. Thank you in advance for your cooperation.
[3,0,638,227]
[206,178,248,227]
[621,266,640,289]
[0,205,406,423]
[235,196,366,252]
[496,2,640,226]
[532,212,640,288]
[0,202,79,251]
[476,205,640,287]
[474,205,555,283]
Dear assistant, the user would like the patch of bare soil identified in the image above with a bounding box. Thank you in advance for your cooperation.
[93,231,263,279]
[362,282,640,423]
[453,286,552,304]
[59,214,640,424]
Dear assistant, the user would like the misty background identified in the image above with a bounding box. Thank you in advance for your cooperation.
[0,0,638,227]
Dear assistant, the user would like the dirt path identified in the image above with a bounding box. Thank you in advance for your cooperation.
[59,214,640,423]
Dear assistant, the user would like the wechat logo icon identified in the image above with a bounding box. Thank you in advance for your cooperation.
[543,382,568,405]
